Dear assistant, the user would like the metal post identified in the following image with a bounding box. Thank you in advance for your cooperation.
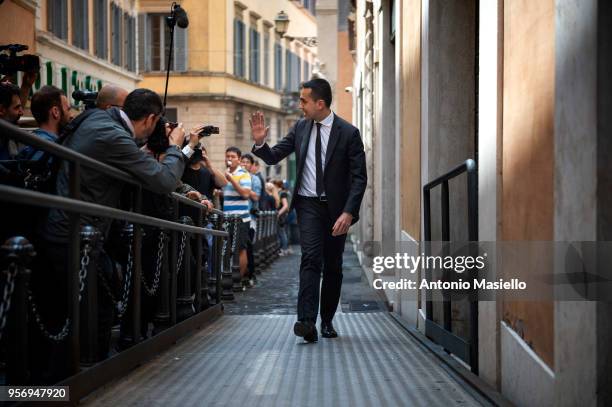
[466,160,479,374]
[196,210,207,311]
[221,216,235,301]
[80,225,100,366]
[423,188,433,322]
[2,237,35,384]
[153,228,171,334]
[212,213,224,304]
[132,188,143,344]
[170,204,178,325]
[176,216,194,322]
[231,216,243,292]
[441,181,452,332]
[67,161,81,375]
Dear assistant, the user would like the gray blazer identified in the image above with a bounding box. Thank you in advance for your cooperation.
[44,108,185,242]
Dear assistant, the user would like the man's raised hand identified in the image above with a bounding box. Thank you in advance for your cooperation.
[250,111,269,146]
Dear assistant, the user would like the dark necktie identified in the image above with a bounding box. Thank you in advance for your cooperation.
[315,122,324,197]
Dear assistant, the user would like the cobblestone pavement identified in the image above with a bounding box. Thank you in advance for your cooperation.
[223,243,387,316]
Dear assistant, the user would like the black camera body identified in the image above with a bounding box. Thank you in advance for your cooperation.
[199,125,219,137]
[72,90,98,110]
[0,44,40,76]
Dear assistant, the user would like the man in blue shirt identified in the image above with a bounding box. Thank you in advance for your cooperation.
[222,147,252,283]
[241,153,261,285]
[20,85,74,162]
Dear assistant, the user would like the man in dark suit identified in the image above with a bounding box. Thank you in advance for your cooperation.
[250,78,367,342]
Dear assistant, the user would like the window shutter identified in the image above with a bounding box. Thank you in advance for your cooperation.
[138,14,149,72]
[174,27,187,71]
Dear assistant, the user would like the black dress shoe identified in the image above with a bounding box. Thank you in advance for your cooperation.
[321,321,338,338]
[294,320,318,343]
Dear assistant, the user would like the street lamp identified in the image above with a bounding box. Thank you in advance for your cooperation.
[274,10,317,47]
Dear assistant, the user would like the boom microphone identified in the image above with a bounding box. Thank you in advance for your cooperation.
[174,5,189,29]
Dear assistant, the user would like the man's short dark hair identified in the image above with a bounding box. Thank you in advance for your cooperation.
[301,78,332,107]
[31,85,64,124]
[226,146,242,157]
[241,153,254,164]
[0,82,20,109]
[123,88,163,121]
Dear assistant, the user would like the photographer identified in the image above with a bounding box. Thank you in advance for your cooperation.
[31,89,197,382]
[19,85,73,162]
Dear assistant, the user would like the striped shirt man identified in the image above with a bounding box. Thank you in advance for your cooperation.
[223,166,252,223]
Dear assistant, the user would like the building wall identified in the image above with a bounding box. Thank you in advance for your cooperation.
[501,0,555,370]
[0,1,36,52]
[138,0,318,180]
[352,0,607,405]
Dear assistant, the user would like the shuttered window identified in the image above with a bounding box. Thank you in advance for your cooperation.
[263,31,270,87]
[234,19,246,78]
[72,0,89,50]
[249,27,260,83]
[274,43,283,91]
[111,4,122,66]
[94,0,108,59]
[124,14,136,72]
[47,0,68,40]
[138,14,187,72]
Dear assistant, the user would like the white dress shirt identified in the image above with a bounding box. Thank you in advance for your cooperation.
[298,111,334,197]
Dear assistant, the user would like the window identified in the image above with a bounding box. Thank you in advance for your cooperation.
[72,0,89,50]
[124,14,136,72]
[234,19,246,78]
[235,107,244,136]
[47,0,68,40]
[249,27,260,83]
[285,49,291,91]
[138,14,188,72]
[297,56,302,87]
[94,0,108,59]
[264,31,270,86]
[274,43,283,91]
[285,50,299,92]
[304,61,310,81]
[111,4,122,65]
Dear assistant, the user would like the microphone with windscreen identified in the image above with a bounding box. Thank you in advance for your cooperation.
[174,4,189,29]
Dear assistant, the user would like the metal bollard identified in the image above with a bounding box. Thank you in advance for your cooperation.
[230,216,243,292]
[253,212,263,275]
[197,211,208,311]
[176,216,194,322]
[1,236,35,384]
[272,211,280,258]
[152,228,171,335]
[208,214,222,304]
[80,225,100,366]
[221,215,236,301]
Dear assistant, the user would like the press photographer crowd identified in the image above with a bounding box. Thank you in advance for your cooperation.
[0,46,295,384]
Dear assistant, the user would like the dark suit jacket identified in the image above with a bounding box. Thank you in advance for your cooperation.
[252,114,367,225]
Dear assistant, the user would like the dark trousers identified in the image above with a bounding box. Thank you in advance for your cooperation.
[247,226,255,278]
[295,197,347,323]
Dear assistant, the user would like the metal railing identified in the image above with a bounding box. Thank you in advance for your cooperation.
[0,118,272,400]
[423,158,478,373]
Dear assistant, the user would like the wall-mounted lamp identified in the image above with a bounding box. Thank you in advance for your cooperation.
[274,10,317,47]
